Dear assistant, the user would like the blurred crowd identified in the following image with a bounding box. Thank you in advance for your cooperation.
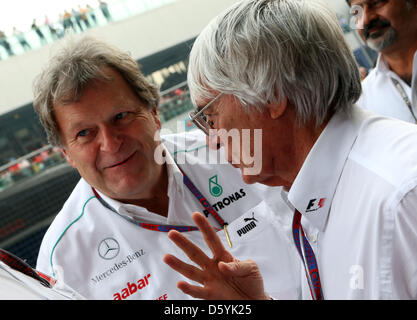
[0,1,112,59]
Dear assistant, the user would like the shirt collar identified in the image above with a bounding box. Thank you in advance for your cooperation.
[164,143,185,198]
[377,50,417,106]
[375,50,417,76]
[374,53,390,76]
[287,106,367,231]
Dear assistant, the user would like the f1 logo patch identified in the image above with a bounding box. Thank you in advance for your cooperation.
[306,198,326,212]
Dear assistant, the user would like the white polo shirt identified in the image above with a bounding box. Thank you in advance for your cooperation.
[36,131,300,300]
[357,51,417,123]
[284,105,417,299]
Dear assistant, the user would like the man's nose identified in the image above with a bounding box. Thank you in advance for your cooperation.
[99,125,122,153]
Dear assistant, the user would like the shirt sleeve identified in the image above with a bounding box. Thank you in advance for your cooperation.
[391,184,417,299]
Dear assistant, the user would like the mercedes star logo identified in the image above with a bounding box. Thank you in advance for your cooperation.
[98,238,120,260]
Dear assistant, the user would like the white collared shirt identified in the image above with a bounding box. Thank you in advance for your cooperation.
[36,131,300,300]
[357,51,417,123]
[285,106,417,299]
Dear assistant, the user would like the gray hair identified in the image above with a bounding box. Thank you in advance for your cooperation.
[33,36,160,147]
[188,0,362,126]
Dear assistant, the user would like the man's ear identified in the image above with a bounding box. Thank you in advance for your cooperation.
[61,148,76,168]
[267,96,288,120]
[151,107,162,130]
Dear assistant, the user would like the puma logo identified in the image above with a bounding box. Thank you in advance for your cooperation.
[244,212,258,223]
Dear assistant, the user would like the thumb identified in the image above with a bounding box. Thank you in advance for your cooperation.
[218,259,258,278]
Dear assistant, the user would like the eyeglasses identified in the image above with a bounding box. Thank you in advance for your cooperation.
[189,93,223,135]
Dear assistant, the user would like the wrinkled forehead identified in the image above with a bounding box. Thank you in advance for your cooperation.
[348,0,383,6]
[349,0,412,7]
[349,0,375,5]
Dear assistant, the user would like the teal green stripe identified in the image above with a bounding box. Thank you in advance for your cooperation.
[49,196,96,277]
[172,144,207,156]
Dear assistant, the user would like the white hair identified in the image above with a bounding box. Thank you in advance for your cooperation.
[187,0,361,126]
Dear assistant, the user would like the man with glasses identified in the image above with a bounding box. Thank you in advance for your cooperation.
[33,36,300,300]
[348,0,417,123]
[189,93,223,133]
[164,0,417,299]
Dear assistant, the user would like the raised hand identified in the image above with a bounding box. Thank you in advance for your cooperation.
[163,212,269,300]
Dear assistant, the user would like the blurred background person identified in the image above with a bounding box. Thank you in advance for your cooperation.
[0,30,14,56]
[13,27,31,51]
[348,0,417,123]
[31,19,47,45]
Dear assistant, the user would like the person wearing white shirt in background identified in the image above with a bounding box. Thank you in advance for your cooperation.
[32,36,300,300]
[163,0,417,300]
[348,0,417,123]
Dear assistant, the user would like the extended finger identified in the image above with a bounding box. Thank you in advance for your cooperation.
[167,229,211,267]
[177,281,210,300]
[192,212,231,261]
[162,253,205,284]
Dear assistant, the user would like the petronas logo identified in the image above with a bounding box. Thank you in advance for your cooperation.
[209,175,223,197]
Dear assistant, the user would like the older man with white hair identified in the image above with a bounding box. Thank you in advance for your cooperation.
[348,0,417,122]
[163,0,417,299]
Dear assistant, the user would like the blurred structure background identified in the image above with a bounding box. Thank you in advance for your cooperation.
[0,0,377,268]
